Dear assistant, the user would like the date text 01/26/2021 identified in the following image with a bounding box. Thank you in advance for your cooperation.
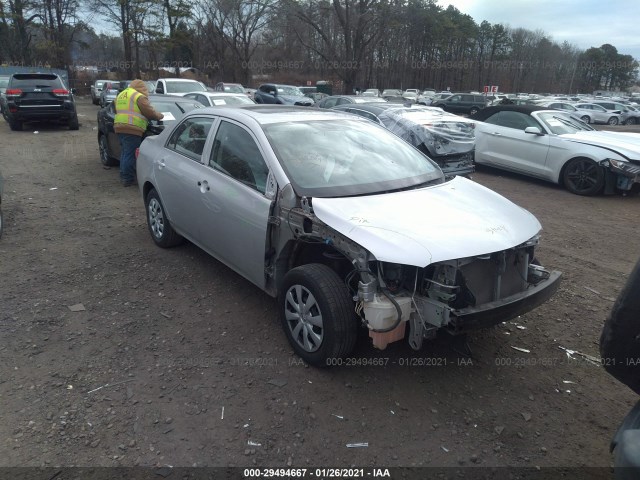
[323,357,472,367]
[243,468,391,478]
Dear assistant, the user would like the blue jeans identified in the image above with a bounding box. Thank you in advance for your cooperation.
[118,133,143,184]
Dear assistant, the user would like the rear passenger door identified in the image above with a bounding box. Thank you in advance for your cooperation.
[154,116,216,237]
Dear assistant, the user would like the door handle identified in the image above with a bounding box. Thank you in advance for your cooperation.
[198,180,210,192]
[491,132,502,136]
[158,159,166,169]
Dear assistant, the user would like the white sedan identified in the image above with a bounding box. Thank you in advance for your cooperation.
[136,105,560,365]
[472,105,640,195]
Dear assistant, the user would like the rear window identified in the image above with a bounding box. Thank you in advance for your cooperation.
[10,74,64,89]
[165,81,206,93]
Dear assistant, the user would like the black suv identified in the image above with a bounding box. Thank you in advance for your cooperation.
[4,73,79,131]
[433,93,488,115]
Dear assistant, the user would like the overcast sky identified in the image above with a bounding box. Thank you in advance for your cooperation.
[440,0,640,60]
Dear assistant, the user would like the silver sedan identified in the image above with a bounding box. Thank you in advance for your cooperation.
[136,106,560,366]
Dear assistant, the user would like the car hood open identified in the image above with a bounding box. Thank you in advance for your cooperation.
[561,131,640,159]
[312,176,541,267]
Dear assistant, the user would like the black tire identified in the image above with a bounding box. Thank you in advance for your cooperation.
[562,157,605,196]
[0,206,3,239]
[608,116,619,126]
[600,258,640,394]
[469,107,480,116]
[580,115,591,124]
[69,114,79,130]
[99,134,119,166]
[626,117,637,125]
[279,264,357,367]
[145,188,183,248]
[9,119,22,131]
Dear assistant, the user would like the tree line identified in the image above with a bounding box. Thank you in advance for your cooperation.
[1,0,638,94]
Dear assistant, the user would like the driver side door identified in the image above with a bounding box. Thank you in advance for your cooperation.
[476,111,551,178]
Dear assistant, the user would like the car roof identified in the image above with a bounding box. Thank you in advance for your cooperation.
[188,104,356,125]
[162,78,201,82]
[470,105,550,121]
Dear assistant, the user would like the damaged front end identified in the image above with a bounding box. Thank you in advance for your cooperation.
[357,240,561,350]
[378,108,476,178]
[602,158,640,192]
[271,181,561,353]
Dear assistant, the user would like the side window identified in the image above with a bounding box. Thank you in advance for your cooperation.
[209,121,270,194]
[166,117,215,161]
[321,97,338,108]
[484,111,539,130]
[449,95,461,103]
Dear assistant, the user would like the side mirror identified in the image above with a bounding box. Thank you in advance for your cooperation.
[524,126,544,135]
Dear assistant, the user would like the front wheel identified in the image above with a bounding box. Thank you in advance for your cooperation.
[626,117,637,125]
[145,188,183,248]
[279,264,357,367]
[563,158,604,196]
[469,107,480,116]
[608,116,619,125]
[580,115,591,124]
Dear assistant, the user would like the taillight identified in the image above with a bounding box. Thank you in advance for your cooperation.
[135,148,140,159]
[52,89,70,96]
[6,89,22,96]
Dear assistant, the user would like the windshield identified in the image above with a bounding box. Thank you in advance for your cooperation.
[149,100,202,121]
[263,119,443,197]
[536,112,594,134]
[277,85,303,96]
[166,81,206,93]
[223,85,245,93]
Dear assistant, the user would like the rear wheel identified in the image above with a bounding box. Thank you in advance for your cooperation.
[69,114,79,130]
[563,157,604,196]
[279,264,357,367]
[145,188,183,248]
[607,116,619,125]
[469,107,480,116]
[9,118,22,131]
[580,115,591,124]
[99,134,118,166]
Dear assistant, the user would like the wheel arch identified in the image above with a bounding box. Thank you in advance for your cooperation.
[273,239,354,296]
[556,154,602,184]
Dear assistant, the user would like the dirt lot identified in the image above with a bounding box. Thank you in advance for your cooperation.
[1,98,639,476]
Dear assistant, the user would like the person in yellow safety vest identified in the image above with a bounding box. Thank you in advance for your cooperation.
[114,79,164,187]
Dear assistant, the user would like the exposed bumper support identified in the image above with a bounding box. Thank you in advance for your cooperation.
[447,270,562,333]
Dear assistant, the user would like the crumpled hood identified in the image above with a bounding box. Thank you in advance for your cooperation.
[561,131,640,159]
[279,95,313,105]
[312,176,541,267]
